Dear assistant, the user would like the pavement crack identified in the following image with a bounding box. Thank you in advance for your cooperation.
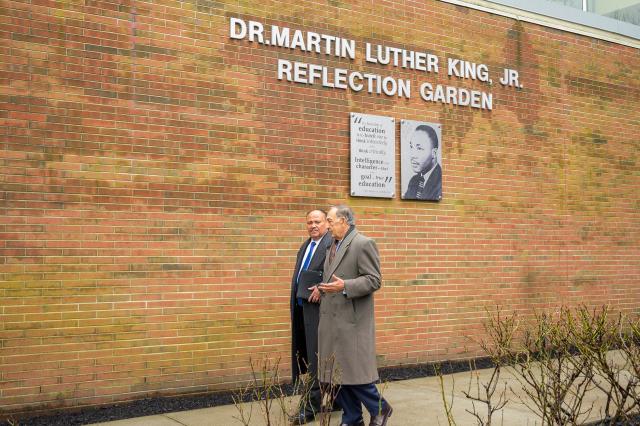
[163,413,189,425]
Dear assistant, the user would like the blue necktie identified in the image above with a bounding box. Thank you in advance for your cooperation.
[297,241,316,306]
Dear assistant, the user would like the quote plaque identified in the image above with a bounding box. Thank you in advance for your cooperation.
[350,113,395,198]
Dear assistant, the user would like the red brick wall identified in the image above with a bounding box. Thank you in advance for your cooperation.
[1,0,638,415]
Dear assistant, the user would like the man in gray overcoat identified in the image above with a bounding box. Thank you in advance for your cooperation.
[317,205,393,426]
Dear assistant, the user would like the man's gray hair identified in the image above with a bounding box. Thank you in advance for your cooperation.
[333,204,356,226]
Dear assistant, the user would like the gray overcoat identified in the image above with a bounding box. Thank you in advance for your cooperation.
[318,228,381,385]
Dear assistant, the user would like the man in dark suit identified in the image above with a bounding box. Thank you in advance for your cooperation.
[318,205,392,426]
[403,124,442,201]
[290,209,333,425]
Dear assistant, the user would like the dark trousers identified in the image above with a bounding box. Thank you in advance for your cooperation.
[336,383,389,424]
[294,302,321,414]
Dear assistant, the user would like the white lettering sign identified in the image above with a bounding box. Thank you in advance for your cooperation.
[230,16,526,111]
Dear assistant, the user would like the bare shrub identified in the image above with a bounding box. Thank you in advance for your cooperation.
[572,306,640,424]
[438,306,640,425]
[435,363,457,426]
[624,317,640,408]
[462,308,519,425]
[232,357,292,426]
[317,354,340,426]
[509,308,595,425]
[232,355,343,426]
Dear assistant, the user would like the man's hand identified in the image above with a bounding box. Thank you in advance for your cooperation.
[308,285,322,303]
[317,275,345,294]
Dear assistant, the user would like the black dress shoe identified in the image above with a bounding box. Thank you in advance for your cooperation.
[340,421,365,426]
[369,404,393,426]
[289,410,315,425]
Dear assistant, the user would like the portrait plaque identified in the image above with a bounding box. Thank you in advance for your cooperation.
[350,113,395,198]
[401,120,443,201]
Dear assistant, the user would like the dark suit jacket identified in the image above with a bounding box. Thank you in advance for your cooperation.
[290,231,333,381]
[403,163,442,201]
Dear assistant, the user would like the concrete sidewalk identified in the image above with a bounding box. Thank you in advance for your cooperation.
[89,361,617,426]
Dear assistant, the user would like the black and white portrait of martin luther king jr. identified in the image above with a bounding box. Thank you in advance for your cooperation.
[402,121,442,201]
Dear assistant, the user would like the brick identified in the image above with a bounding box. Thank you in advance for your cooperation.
[0,0,638,416]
